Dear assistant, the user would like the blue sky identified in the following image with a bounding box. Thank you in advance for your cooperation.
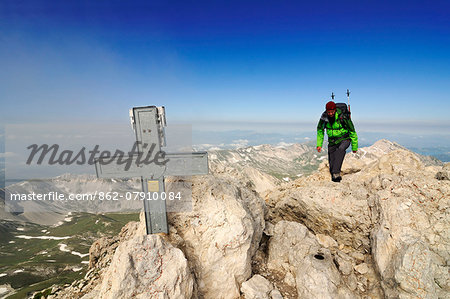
[1,0,449,125]
[1,0,450,181]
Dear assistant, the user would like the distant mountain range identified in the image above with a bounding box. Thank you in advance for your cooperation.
[209,141,327,180]
[209,139,442,180]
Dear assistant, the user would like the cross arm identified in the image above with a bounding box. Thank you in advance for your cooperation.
[164,151,209,176]
[94,151,209,179]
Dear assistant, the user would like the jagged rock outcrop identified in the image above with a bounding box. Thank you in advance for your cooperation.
[88,213,146,269]
[264,145,449,299]
[266,221,355,299]
[365,151,449,298]
[43,140,448,299]
[95,235,193,299]
[46,215,147,298]
[266,179,373,251]
[52,231,194,299]
[167,174,266,298]
[48,172,265,299]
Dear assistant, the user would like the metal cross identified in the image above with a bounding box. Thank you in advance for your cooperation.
[94,106,208,234]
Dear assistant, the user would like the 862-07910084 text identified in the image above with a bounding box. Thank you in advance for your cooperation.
[97,191,182,201]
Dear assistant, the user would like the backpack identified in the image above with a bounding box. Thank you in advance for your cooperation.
[335,103,351,120]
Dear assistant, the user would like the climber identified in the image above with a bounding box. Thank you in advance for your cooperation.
[316,101,358,182]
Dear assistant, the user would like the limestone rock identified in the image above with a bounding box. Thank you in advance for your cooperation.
[270,289,284,299]
[316,233,338,248]
[168,174,266,299]
[354,263,369,275]
[266,179,373,251]
[283,271,296,287]
[97,235,193,299]
[336,255,353,276]
[357,150,449,298]
[88,212,146,269]
[267,221,355,299]
[393,242,437,299]
[350,251,365,262]
[241,274,273,299]
[369,158,450,298]
[435,162,450,180]
[265,144,448,299]
[65,173,264,299]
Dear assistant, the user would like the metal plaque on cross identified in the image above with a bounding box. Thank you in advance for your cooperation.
[94,106,208,234]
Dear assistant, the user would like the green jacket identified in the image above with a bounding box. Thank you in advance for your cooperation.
[317,108,358,151]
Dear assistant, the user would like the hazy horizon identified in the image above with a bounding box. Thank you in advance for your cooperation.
[1,120,448,184]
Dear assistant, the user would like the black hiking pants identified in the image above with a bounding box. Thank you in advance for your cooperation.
[328,139,351,175]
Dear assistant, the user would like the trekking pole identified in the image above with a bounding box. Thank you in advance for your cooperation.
[346,89,351,113]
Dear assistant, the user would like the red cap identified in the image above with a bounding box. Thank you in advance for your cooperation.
[326,101,336,111]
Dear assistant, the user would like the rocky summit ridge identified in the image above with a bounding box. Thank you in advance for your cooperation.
[37,140,449,299]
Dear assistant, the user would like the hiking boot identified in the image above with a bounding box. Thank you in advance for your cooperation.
[331,173,341,183]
